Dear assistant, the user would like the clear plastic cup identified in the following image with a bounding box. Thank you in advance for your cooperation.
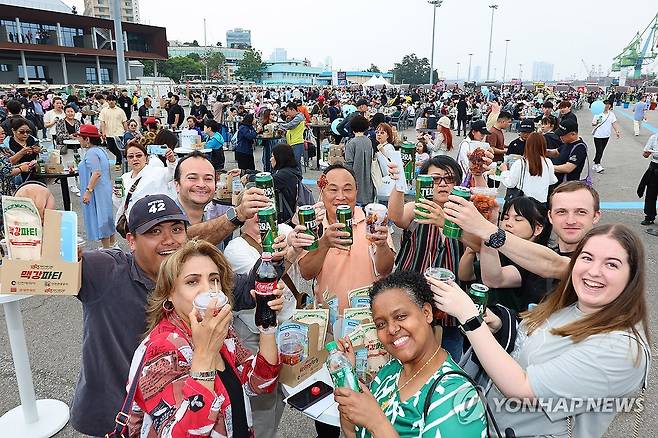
[278,332,306,365]
[470,187,498,220]
[193,291,228,320]
[364,203,388,239]
[424,267,456,321]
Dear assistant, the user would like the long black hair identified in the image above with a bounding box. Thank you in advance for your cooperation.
[501,196,552,246]
[272,142,298,170]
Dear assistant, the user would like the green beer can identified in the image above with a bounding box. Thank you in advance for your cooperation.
[255,172,277,212]
[336,205,352,247]
[298,205,319,251]
[258,205,278,253]
[400,143,416,187]
[415,175,434,219]
[443,186,471,239]
[468,283,489,316]
[114,176,124,198]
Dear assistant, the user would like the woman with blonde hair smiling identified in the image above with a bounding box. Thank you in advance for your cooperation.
[124,239,283,437]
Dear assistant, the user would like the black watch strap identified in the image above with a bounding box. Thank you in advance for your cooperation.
[459,314,484,333]
[484,228,506,248]
[227,207,244,227]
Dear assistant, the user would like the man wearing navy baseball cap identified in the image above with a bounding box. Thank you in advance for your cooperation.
[70,194,274,436]
[552,118,589,183]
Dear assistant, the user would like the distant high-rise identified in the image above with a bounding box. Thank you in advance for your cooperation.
[532,62,554,82]
[472,66,481,82]
[270,48,287,62]
[226,28,251,49]
[83,0,139,23]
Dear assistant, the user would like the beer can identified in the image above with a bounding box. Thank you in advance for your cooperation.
[400,143,416,186]
[415,175,434,219]
[443,186,471,239]
[468,283,489,316]
[256,172,276,211]
[258,205,278,253]
[336,205,352,247]
[114,176,124,198]
[298,205,319,251]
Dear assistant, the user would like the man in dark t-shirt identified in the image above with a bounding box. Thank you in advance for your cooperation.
[166,94,185,128]
[506,118,535,156]
[553,118,588,182]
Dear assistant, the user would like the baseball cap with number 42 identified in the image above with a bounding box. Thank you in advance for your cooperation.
[128,195,189,235]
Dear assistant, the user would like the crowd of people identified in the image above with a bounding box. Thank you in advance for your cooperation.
[0,81,655,438]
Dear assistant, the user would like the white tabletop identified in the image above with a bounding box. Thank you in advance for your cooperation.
[173,147,212,155]
[63,139,80,145]
[281,365,340,427]
[0,293,30,305]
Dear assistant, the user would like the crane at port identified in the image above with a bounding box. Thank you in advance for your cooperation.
[612,12,658,79]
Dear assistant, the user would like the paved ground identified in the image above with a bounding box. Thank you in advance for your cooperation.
[1,104,657,437]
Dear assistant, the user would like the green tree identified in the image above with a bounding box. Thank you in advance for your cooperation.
[235,48,266,82]
[391,54,438,85]
[215,41,223,47]
[366,64,381,73]
[144,56,203,81]
[203,51,227,79]
[191,40,199,47]
[187,52,201,62]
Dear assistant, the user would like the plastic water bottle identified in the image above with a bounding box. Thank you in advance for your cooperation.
[325,341,361,392]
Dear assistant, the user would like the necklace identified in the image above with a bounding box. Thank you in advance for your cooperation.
[380,346,442,410]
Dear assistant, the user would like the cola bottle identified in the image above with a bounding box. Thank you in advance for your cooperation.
[254,252,278,333]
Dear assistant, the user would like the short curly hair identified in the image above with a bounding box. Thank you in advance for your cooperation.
[370,271,433,309]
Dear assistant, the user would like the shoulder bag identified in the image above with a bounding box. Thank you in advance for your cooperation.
[105,354,145,437]
[371,148,394,198]
[116,177,142,238]
[591,112,610,136]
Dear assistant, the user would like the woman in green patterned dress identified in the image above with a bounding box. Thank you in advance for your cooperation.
[334,271,487,438]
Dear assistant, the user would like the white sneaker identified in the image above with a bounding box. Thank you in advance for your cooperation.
[591,164,598,172]
[596,165,605,173]
[70,186,80,194]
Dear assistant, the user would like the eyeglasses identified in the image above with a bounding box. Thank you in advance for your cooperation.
[127,154,144,160]
[16,130,30,134]
[432,175,456,184]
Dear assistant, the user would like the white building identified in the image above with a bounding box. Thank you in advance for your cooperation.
[269,48,287,62]
[83,0,140,23]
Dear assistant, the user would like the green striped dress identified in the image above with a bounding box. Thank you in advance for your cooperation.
[356,356,487,438]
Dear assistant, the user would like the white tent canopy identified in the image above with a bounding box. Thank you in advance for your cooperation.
[363,75,391,87]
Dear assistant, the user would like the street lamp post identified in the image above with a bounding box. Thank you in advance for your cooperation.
[428,0,443,85]
[519,64,523,81]
[502,39,510,82]
[456,62,460,82]
[486,4,498,81]
[467,53,473,82]
[111,0,126,83]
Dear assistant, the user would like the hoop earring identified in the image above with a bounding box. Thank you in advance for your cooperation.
[162,299,174,312]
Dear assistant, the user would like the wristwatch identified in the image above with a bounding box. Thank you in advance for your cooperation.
[459,314,484,334]
[226,206,244,227]
[86,187,94,193]
[484,228,506,248]
[190,370,217,381]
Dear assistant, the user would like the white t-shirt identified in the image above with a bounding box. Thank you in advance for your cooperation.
[224,224,296,334]
[500,157,558,203]
[457,138,493,176]
[592,110,617,139]
[644,134,658,164]
[43,109,65,137]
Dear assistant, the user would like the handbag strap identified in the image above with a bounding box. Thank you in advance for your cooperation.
[242,233,304,307]
[592,112,610,135]
[122,177,142,211]
[105,354,146,437]
[519,158,526,191]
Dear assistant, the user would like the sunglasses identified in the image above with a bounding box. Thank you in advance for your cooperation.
[127,154,144,160]
[16,129,30,134]
[431,175,456,184]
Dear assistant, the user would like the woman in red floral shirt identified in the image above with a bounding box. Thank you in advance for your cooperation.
[126,239,282,438]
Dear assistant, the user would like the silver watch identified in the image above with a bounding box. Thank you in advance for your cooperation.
[190,370,216,381]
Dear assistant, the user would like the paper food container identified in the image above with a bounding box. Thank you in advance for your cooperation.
[215,174,234,201]
[279,322,329,387]
[1,210,81,295]
[45,163,65,174]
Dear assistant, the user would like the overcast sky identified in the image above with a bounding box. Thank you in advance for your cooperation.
[64,0,658,80]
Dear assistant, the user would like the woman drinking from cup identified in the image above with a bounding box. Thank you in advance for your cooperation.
[126,239,283,437]
[54,104,81,154]
[335,271,487,437]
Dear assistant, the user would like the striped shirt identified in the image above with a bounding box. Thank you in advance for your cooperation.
[395,223,464,327]
[357,356,487,438]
